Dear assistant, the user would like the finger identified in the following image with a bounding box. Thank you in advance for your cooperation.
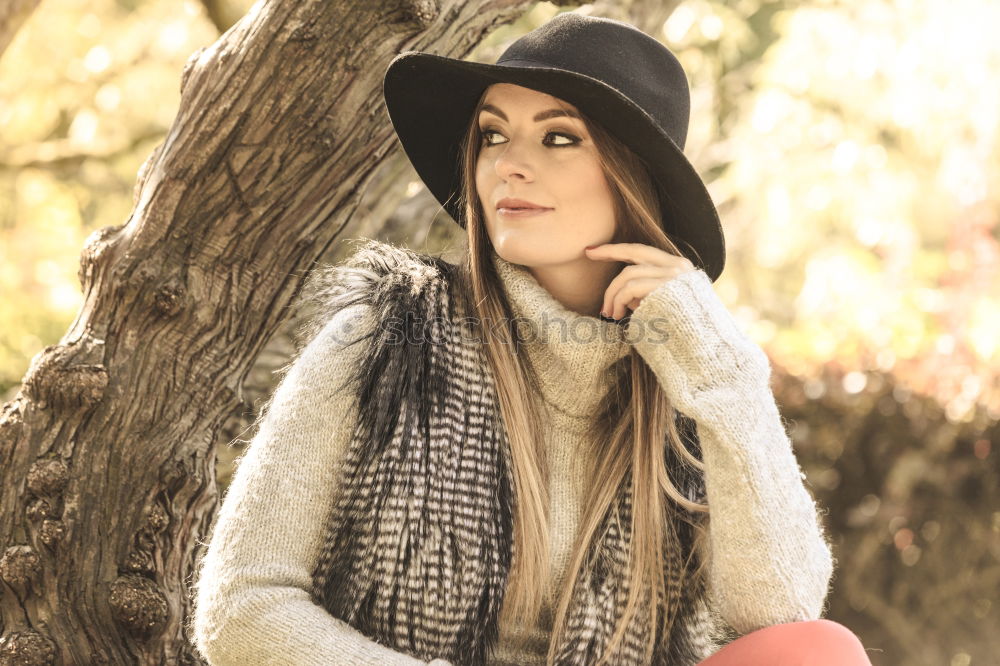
[601,265,670,317]
[609,277,670,320]
[586,242,684,268]
[603,265,696,318]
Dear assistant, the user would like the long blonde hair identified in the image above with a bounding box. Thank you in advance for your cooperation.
[447,87,712,665]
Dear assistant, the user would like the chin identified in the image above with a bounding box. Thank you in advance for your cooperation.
[491,242,532,266]
[495,246,576,269]
[489,226,584,265]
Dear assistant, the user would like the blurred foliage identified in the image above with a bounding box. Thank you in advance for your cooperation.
[661,0,1000,423]
[774,363,999,665]
[1,0,998,664]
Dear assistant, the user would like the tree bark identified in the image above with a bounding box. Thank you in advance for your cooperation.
[0,0,539,663]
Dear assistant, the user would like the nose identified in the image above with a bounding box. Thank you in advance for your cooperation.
[493,140,534,183]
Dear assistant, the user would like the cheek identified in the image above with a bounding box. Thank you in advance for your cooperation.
[564,163,616,238]
[475,159,492,203]
[566,162,613,211]
[474,162,496,233]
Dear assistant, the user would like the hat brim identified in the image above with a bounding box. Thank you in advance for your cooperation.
[382,52,725,282]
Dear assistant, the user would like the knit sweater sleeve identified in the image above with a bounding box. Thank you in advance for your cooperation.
[190,303,441,666]
[623,268,835,635]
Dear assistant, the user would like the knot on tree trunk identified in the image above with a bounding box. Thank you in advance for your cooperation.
[26,457,69,497]
[38,520,65,549]
[400,0,440,29]
[123,549,154,575]
[144,503,169,534]
[25,498,55,523]
[0,630,57,666]
[153,282,186,317]
[108,574,169,639]
[0,545,41,589]
[22,345,108,410]
[123,503,171,576]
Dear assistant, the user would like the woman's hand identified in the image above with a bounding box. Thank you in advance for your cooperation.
[585,243,697,320]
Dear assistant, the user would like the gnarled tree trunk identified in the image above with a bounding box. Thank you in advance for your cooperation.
[0,0,544,662]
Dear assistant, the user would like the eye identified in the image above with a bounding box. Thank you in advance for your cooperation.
[478,127,581,148]
[545,131,580,146]
[479,128,504,147]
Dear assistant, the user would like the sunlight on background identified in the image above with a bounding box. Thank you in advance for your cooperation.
[663,0,1000,422]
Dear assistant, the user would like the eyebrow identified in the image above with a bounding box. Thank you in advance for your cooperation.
[479,103,581,123]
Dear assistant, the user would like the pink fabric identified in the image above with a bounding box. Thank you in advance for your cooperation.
[696,619,873,666]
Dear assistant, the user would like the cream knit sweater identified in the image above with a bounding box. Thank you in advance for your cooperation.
[189,250,835,665]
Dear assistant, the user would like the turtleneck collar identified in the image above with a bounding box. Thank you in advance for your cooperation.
[490,251,631,419]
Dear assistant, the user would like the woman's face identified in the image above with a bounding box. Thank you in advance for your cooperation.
[475,83,616,266]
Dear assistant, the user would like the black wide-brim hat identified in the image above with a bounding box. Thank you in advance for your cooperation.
[382,12,726,282]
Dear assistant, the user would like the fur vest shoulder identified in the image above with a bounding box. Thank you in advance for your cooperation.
[297,239,734,666]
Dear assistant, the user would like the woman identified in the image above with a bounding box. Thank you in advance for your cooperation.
[190,12,873,666]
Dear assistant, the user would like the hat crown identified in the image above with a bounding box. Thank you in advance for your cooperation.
[496,13,691,148]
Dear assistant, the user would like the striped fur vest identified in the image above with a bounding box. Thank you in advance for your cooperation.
[298,239,735,666]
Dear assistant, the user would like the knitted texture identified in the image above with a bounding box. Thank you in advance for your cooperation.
[623,268,836,631]
[189,240,834,665]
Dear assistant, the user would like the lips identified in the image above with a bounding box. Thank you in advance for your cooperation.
[496,197,550,211]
